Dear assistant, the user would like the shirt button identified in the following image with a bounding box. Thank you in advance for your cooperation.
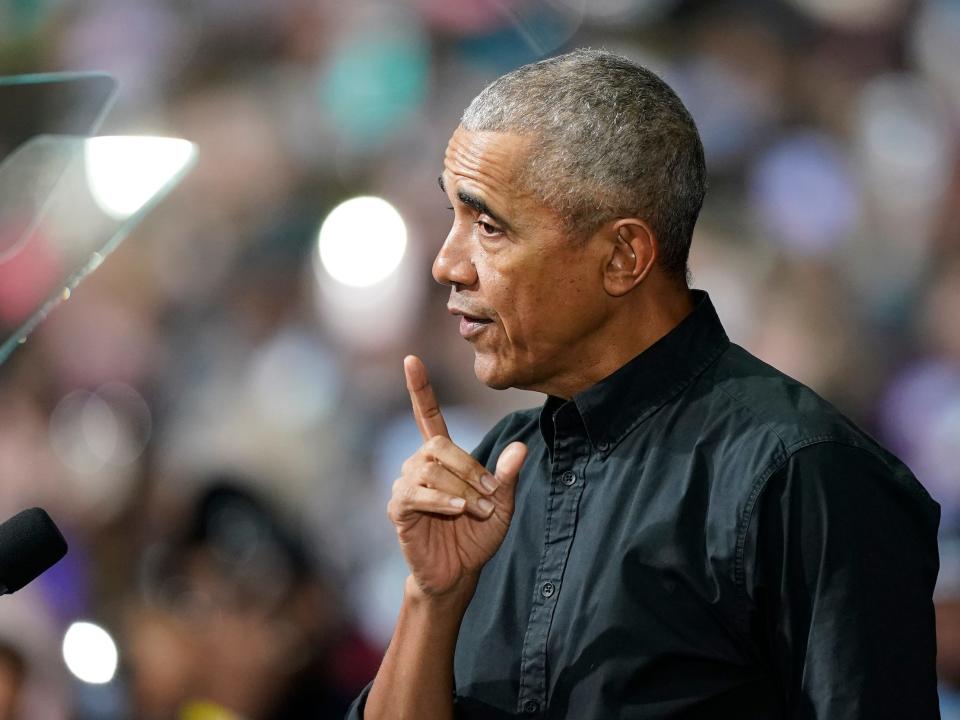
[524,700,540,714]
[540,581,556,598]
[560,470,576,486]
[598,440,610,452]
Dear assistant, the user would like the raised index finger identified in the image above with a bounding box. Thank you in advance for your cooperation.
[404,355,450,441]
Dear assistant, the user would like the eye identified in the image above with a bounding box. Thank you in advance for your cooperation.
[475,220,502,237]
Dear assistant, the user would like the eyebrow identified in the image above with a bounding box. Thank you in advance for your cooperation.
[438,174,510,230]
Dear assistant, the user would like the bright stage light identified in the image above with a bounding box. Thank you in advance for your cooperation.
[85,136,194,220]
[316,196,407,287]
[62,621,119,684]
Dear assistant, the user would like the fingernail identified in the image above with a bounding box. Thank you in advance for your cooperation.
[477,498,494,515]
[480,474,498,493]
[450,497,466,509]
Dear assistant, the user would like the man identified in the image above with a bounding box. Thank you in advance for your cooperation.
[347,49,940,719]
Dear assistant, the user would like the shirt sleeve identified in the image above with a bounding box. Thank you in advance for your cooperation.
[746,440,941,719]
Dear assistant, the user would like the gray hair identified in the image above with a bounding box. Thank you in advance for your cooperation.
[461,48,705,280]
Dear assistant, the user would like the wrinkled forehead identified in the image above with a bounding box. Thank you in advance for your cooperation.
[442,126,533,196]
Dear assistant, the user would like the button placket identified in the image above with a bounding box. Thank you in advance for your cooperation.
[517,403,588,716]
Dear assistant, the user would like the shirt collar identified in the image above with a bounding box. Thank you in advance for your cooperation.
[538,290,730,458]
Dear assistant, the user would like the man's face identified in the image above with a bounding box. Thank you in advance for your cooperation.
[435,126,612,394]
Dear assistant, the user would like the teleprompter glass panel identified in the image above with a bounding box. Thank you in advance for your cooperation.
[0,134,197,363]
[0,73,122,297]
[0,72,117,162]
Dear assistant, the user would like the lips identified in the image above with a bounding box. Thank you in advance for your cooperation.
[459,316,492,338]
[448,305,493,339]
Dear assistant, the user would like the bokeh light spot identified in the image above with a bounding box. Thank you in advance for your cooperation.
[317,196,407,288]
[85,136,194,220]
[320,25,429,148]
[750,132,859,254]
[62,621,119,684]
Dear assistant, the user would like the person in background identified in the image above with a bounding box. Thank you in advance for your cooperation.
[127,479,379,720]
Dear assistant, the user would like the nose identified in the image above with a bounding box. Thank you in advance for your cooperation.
[432,226,478,289]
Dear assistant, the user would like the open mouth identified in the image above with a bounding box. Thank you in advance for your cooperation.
[459,314,492,337]
[448,303,494,339]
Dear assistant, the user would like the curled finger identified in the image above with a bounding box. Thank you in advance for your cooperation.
[423,436,499,497]
[419,461,495,519]
[388,483,467,523]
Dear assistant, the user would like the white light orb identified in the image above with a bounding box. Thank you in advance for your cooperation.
[317,196,407,287]
[62,621,119,684]
[311,234,422,352]
[85,136,194,220]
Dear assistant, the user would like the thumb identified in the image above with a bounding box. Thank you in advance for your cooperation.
[494,442,528,487]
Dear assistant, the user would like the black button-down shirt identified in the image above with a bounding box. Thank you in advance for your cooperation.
[348,290,940,719]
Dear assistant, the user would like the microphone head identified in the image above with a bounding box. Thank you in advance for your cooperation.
[0,508,68,595]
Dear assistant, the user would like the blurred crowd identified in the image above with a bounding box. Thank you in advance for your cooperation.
[0,0,958,717]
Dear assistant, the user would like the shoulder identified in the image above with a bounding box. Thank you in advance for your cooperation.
[760,439,939,528]
[736,431,940,605]
[744,440,941,608]
[690,343,906,482]
[470,406,541,468]
[705,343,865,452]
[692,343,937,523]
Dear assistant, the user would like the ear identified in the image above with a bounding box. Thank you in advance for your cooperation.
[602,219,657,297]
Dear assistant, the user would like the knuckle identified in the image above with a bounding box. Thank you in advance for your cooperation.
[389,483,414,509]
[417,462,438,484]
[425,436,443,453]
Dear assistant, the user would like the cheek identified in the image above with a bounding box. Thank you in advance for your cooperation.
[476,241,602,347]
[496,273,595,350]
[485,274,540,341]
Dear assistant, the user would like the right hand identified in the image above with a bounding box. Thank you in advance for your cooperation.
[387,355,527,599]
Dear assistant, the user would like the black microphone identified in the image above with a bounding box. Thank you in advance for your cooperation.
[0,508,68,595]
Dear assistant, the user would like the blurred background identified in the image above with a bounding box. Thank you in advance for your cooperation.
[0,0,957,717]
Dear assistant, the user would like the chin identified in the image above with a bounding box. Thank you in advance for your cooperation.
[473,353,516,390]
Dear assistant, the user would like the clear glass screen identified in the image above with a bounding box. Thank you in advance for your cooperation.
[0,74,197,363]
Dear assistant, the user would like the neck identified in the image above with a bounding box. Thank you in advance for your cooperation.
[536,283,696,399]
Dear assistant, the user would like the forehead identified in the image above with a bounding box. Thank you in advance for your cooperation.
[442,126,530,197]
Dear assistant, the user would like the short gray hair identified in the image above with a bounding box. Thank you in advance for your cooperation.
[461,48,705,280]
